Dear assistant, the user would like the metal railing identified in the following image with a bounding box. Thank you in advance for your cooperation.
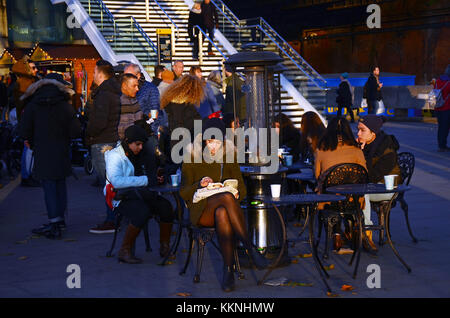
[86,0,158,57]
[152,0,180,38]
[194,25,228,65]
[210,0,328,90]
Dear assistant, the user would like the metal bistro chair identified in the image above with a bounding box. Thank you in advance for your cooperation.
[318,163,369,260]
[179,207,244,284]
[371,152,418,244]
[106,204,152,258]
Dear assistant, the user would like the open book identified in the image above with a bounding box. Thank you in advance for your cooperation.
[193,179,239,203]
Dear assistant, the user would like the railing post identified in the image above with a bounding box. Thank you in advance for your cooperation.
[199,31,203,65]
[221,58,226,93]
[145,0,149,22]
[88,0,91,15]
[100,6,103,29]
[171,25,176,57]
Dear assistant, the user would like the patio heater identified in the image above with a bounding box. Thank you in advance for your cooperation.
[225,44,289,264]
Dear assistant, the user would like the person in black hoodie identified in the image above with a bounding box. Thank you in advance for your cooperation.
[188,1,203,60]
[201,0,219,55]
[336,72,355,122]
[20,73,81,239]
[86,60,122,234]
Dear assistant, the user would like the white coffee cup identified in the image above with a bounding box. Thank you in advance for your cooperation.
[384,175,397,190]
[150,109,158,119]
[270,184,281,198]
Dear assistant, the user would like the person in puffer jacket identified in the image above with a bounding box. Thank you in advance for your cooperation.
[104,125,175,264]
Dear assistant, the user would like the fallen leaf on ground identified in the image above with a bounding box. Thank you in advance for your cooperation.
[166,261,174,265]
[15,240,28,244]
[295,253,312,258]
[351,292,358,295]
[282,281,313,287]
[341,284,354,291]
[175,292,191,297]
[181,249,188,253]
[324,264,335,271]
[169,255,176,260]
[293,223,302,227]
[291,259,299,264]
[333,248,354,255]
[18,256,28,260]
[327,292,339,297]
[171,231,177,236]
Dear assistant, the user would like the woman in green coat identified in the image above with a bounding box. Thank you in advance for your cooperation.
[180,118,268,292]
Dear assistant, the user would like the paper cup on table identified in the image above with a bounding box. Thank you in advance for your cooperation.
[384,175,397,190]
[170,174,179,187]
[270,184,281,198]
[150,109,158,119]
[284,155,293,166]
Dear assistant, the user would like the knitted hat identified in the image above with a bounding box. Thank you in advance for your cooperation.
[341,72,349,79]
[45,73,71,86]
[359,115,386,134]
[161,69,175,82]
[202,117,226,140]
[124,125,148,143]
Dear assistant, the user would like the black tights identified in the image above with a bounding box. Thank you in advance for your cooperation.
[198,192,250,266]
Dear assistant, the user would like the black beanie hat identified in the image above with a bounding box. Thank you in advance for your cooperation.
[202,117,226,140]
[359,115,386,134]
[124,125,148,143]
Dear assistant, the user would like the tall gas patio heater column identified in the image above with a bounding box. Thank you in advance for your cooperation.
[225,44,289,264]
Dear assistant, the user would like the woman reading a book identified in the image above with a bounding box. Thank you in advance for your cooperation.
[180,118,268,292]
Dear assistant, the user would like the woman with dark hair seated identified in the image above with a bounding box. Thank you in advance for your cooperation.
[314,117,367,250]
[274,113,302,162]
[104,125,175,264]
[180,118,268,292]
[300,111,326,163]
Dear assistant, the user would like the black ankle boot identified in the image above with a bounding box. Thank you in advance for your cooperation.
[44,223,62,240]
[247,247,270,270]
[221,266,235,292]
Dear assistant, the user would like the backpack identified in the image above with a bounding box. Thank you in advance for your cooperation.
[429,81,449,109]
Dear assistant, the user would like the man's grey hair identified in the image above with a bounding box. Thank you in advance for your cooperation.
[173,60,184,67]
[207,70,222,86]
[124,63,141,74]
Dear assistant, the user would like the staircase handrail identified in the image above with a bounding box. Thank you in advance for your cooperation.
[152,0,180,38]
[194,25,228,60]
[210,0,327,89]
[127,15,158,53]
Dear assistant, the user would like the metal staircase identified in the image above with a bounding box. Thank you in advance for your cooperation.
[57,0,328,126]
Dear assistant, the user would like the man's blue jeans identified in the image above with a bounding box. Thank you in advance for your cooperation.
[41,179,67,223]
[91,143,116,223]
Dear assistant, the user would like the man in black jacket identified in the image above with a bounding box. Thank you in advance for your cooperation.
[201,0,219,56]
[86,60,121,234]
[363,66,383,115]
[20,73,81,239]
[336,73,355,122]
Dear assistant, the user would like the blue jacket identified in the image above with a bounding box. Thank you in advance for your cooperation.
[137,81,162,133]
[104,144,148,207]
[197,82,221,119]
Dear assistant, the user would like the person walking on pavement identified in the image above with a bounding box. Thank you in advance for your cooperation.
[364,66,383,115]
[20,73,81,239]
[336,72,355,122]
[201,0,219,56]
[434,65,450,152]
[86,60,121,234]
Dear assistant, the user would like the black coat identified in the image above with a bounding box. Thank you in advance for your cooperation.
[20,79,81,180]
[201,2,218,29]
[188,9,203,40]
[364,74,382,101]
[336,80,353,107]
[164,102,202,146]
[86,77,121,145]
